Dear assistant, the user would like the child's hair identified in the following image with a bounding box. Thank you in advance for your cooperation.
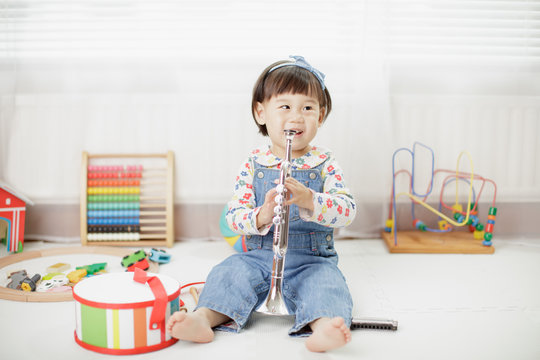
[251,59,332,136]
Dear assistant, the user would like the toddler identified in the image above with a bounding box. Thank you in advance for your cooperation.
[167,55,356,352]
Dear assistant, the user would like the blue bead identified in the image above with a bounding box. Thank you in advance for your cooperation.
[487,219,495,225]
[482,240,492,246]
[384,227,392,232]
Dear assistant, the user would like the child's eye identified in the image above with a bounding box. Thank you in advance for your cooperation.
[280,105,290,109]
[304,106,313,111]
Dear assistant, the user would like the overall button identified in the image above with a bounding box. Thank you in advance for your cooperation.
[326,234,332,242]
[257,171,264,179]
[309,172,317,180]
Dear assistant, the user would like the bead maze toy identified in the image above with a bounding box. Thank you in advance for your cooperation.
[80,152,175,248]
[381,142,497,254]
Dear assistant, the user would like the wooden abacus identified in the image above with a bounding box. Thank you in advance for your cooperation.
[80,152,175,248]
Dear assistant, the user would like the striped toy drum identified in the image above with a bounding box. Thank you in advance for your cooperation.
[73,270,180,355]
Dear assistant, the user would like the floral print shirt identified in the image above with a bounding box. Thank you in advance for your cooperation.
[226,145,356,235]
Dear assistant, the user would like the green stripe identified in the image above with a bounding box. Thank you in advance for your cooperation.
[87,195,140,202]
[81,304,107,348]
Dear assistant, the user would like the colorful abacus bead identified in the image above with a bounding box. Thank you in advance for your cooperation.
[384,219,393,232]
[87,218,140,225]
[87,225,140,233]
[87,210,140,218]
[87,202,140,210]
[127,165,143,172]
[87,232,141,241]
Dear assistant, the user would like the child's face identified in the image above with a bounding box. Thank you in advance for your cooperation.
[255,92,323,158]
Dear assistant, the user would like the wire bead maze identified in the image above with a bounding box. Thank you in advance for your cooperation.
[80,152,175,248]
[381,142,497,254]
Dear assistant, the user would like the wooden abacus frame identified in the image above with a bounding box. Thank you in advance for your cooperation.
[80,151,175,248]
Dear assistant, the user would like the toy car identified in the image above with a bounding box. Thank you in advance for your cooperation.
[121,250,147,268]
[148,248,171,264]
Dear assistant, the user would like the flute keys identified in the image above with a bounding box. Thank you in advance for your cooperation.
[273,216,282,225]
[275,184,285,194]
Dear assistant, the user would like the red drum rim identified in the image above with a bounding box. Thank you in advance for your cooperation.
[74,331,178,355]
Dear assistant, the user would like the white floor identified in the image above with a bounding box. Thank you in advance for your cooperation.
[1,237,540,360]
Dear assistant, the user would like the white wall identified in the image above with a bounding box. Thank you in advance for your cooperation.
[1,1,539,240]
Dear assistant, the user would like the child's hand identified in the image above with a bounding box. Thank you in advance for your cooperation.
[256,187,278,228]
[256,178,315,229]
[283,177,314,211]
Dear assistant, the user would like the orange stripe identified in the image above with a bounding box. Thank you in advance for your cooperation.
[133,308,147,348]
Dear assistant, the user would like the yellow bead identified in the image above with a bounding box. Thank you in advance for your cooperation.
[385,219,393,228]
[452,204,463,213]
[474,230,485,240]
[438,220,451,231]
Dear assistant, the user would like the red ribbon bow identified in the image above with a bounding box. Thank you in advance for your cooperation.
[133,268,168,331]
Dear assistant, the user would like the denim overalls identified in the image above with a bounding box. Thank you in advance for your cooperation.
[196,160,353,336]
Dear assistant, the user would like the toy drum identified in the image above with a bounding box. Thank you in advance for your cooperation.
[73,270,180,355]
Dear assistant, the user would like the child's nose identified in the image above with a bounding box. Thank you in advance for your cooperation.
[291,109,304,122]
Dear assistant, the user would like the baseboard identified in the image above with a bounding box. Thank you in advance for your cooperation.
[19,201,540,244]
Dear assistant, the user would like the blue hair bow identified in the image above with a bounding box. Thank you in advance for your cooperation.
[268,55,326,91]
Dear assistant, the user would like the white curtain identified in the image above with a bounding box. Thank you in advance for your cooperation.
[0,0,391,238]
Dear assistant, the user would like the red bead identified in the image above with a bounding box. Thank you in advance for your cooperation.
[485,223,494,233]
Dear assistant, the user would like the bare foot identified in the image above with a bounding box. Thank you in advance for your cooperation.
[305,317,352,352]
[166,311,215,343]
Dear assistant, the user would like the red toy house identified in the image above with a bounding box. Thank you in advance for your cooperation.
[0,181,33,253]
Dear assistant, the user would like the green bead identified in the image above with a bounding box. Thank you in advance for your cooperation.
[484,232,493,241]
[476,223,484,231]
[489,207,497,216]
[454,213,461,221]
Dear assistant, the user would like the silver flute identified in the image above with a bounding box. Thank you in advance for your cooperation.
[257,129,297,315]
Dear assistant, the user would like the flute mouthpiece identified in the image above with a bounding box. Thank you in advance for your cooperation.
[284,129,298,137]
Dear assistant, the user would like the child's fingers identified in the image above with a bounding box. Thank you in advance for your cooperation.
[282,178,313,208]
[265,187,278,203]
